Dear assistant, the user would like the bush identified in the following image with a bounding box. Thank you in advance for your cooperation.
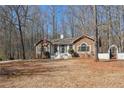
[44,51,51,59]
[68,48,74,54]
[72,52,79,57]
[0,57,2,61]
[68,48,79,57]
[9,57,14,60]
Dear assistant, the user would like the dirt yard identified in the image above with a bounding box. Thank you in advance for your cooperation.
[0,58,124,88]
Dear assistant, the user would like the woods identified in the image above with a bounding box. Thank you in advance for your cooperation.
[0,5,124,60]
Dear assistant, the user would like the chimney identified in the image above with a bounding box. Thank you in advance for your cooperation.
[83,32,88,36]
[60,34,64,39]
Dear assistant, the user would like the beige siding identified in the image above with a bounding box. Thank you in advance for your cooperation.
[73,37,95,58]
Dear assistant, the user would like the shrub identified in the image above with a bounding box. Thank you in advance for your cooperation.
[68,48,79,57]
[44,51,51,59]
[68,48,74,54]
[0,57,2,61]
[72,52,79,57]
[9,57,14,60]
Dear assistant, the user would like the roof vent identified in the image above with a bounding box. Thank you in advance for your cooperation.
[60,34,64,39]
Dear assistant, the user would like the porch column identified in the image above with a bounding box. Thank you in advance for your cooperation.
[36,47,38,58]
[73,45,75,51]
[67,45,70,54]
[57,45,60,55]
[49,45,51,52]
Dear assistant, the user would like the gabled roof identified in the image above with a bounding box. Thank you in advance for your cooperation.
[51,37,77,45]
[34,39,52,47]
[34,34,94,46]
[72,34,94,43]
[51,34,94,45]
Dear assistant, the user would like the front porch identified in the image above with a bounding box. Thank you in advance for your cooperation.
[51,44,72,59]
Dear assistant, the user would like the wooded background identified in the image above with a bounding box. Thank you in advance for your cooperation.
[0,5,124,60]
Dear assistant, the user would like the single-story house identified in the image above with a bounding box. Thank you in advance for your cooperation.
[35,34,95,59]
[35,34,124,60]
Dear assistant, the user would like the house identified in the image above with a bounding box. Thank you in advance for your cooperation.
[35,34,95,59]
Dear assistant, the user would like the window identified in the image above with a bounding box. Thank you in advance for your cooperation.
[54,45,57,53]
[61,45,65,53]
[60,45,66,53]
[78,43,89,52]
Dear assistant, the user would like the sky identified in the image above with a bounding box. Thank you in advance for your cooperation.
[39,6,68,35]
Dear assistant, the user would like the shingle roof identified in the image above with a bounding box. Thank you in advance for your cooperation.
[51,34,94,45]
[34,34,94,46]
[34,39,52,47]
[73,34,94,43]
[51,37,77,45]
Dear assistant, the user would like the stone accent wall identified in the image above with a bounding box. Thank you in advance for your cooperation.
[73,37,95,58]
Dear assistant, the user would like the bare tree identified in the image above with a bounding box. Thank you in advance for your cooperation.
[94,5,99,61]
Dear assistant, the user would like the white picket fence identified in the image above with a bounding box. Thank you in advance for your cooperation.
[98,53,109,60]
[117,53,124,59]
[98,53,124,60]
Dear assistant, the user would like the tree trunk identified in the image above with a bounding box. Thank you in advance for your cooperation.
[94,5,99,61]
[16,10,26,59]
